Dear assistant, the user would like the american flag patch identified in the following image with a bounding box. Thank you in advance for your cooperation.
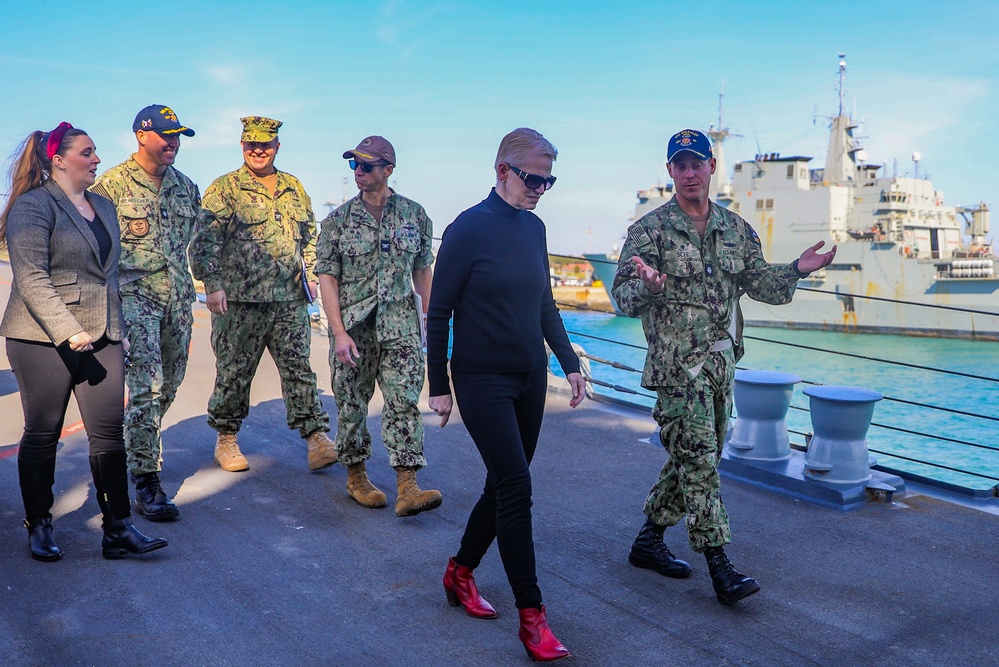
[203,191,226,213]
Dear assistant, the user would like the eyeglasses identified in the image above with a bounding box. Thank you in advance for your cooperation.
[243,140,278,152]
[349,159,389,173]
[508,165,556,191]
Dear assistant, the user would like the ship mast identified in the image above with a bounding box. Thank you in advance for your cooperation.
[824,54,861,185]
[838,52,846,117]
[707,88,736,203]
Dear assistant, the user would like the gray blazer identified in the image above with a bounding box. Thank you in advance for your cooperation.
[0,179,124,346]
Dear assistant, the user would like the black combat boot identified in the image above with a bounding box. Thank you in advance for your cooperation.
[628,518,692,578]
[705,546,760,605]
[132,471,180,521]
[91,451,168,559]
[19,453,62,562]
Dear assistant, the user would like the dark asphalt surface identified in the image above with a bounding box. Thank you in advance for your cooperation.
[1,260,997,666]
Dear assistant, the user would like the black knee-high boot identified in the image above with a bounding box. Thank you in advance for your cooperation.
[18,453,62,562]
[90,451,168,559]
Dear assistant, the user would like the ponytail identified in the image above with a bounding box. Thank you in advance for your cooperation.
[1,124,87,247]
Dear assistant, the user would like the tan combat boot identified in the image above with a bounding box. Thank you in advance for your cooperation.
[305,431,337,471]
[214,432,248,472]
[395,466,443,517]
[346,462,387,508]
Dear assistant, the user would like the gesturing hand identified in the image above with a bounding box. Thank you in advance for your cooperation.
[796,241,838,275]
[631,256,667,294]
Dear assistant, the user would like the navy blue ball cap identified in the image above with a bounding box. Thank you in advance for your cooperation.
[132,104,195,136]
[667,129,712,162]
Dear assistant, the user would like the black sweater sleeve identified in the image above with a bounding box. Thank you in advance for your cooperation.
[426,218,473,397]
[539,228,581,376]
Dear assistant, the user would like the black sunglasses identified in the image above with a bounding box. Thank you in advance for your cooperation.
[243,140,278,151]
[508,165,556,191]
[349,159,388,173]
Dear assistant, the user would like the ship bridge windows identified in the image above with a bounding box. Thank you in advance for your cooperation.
[787,165,794,179]
[755,199,775,210]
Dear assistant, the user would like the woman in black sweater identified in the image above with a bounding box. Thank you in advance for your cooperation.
[427,128,585,662]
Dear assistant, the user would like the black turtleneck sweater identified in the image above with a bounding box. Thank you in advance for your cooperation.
[426,189,580,397]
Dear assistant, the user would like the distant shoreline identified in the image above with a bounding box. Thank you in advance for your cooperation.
[552,285,614,313]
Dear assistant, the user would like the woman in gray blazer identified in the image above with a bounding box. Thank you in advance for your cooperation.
[0,122,167,561]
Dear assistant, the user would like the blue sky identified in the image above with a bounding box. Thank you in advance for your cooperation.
[2,1,996,256]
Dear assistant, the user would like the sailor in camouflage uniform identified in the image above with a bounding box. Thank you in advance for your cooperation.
[188,116,336,473]
[91,104,199,521]
[316,136,441,517]
[612,129,836,605]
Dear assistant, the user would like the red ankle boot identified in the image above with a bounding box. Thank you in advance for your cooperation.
[518,605,570,662]
[443,557,497,619]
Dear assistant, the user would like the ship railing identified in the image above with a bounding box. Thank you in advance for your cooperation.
[550,298,999,499]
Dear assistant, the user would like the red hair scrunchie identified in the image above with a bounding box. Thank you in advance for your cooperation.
[45,122,74,160]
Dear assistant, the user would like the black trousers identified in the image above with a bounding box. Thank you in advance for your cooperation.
[452,368,548,610]
[6,337,126,461]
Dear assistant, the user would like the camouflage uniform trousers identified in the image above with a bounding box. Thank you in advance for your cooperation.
[330,314,426,469]
[123,294,193,474]
[645,348,735,552]
[208,300,329,438]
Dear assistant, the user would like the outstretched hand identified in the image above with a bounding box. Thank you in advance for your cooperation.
[631,256,667,294]
[796,241,838,275]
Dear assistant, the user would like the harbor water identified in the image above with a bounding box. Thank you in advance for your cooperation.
[555,308,999,492]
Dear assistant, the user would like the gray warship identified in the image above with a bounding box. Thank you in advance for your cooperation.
[588,55,998,340]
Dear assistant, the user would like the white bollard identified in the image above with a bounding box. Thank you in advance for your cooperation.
[802,385,883,484]
[725,370,801,462]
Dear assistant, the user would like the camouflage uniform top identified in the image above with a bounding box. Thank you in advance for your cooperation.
[189,165,317,302]
[91,157,201,306]
[612,197,800,388]
[315,192,434,343]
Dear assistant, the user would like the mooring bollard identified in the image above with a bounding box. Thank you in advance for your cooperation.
[802,385,883,484]
[725,370,801,461]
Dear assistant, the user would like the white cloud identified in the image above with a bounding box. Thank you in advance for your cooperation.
[204,65,250,88]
